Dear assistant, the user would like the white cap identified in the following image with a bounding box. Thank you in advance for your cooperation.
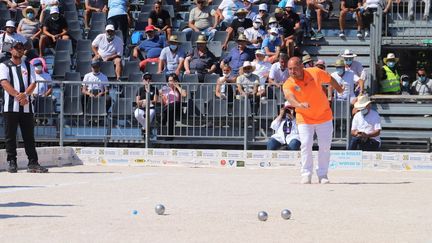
[285,0,295,8]
[254,17,263,23]
[270,27,278,34]
[105,24,115,31]
[259,3,268,11]
[5,20,15,28]
[50,6,59,14]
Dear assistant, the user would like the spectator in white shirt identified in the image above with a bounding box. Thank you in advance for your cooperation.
[340,49,366,85]
[410,68,432,95]
[331,59,363,105]
[0,20,30,62]
[215,0,245,30]
[267,102,301,150]
[158,35,185,77]
[81,59,112,111]
[350,95,381,151]
[243,18,266,50]
[252,49,271,97]
[92,24,124,80]
[32,59,52,97]
[269,53,289,88]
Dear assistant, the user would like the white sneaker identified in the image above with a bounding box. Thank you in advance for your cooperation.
[301,176,312,184]
[319,176,330,184]
[364,30,369,37]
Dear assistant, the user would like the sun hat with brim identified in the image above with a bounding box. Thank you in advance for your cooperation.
[302,54,313,64]
[195,0,208,5]
[335,59,345,67]
[195,34,207,44]
[316,59,325,66]
[22,6,38,18]
[275,7,284,14]
[237,34,251,44]
[259,3,268,11]
[255,49,265,55]
[5,20,16,29]
[235,8,249,16]
[268,17,277,24]
[340,49,357,58]
[383,53,399,64]
[354,95,372,110]
[241,61,256,72]
[168,35,180,44]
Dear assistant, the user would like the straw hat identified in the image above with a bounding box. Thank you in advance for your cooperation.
[383,53,399,64]
[335,59,345,67]
[268,17,277,24]
[168,35,180,44]
[194,0,208,6]
[22,6,38,18]
[275,7,284,14]
[236,34,250,44]
[340,49,357,58]
[241,61,256,72]
[302,54,313,64]
[195,34,207,44]
[235,8,249,16]
[354,95,372,110]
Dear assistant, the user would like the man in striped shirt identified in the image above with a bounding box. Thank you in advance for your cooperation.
[0,41,48,173]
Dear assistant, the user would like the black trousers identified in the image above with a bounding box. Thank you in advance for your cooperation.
[161,102,181,136]
[107,14,129,44]
[3,112,38,164]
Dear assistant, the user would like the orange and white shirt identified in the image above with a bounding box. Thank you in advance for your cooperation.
[283,67,332,125]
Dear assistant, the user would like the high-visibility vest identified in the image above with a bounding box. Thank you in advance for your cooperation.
[380,65,401,93]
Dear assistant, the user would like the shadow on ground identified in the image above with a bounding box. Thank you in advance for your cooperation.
[0,214,64,219]
[332,181,412,185]
[0,186,44,189]
[0,202,75,207]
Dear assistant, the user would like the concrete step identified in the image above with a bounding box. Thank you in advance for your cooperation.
[309,56,370,67]
[302,45,370,56]
[304,36,370,46]
[309,29,368,38]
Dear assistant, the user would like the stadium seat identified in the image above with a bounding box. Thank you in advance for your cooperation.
[90,12,107,26]
[172,31,187,42]
[195,85,215,103]
[207,41,222,58]
[61,1,77,12]
[213,31,228,43]
[76,51,92,61]
[67,20,80,31]
[100,61,116,80]
[68,29,83,42]
[232,99,253,118]
[189,31,200,43]
[76,60,92,77]
[64,97,83,116]
[179,41,192,53]
[86,97,107,116]
[90,21,106,32]
[54,50,72,64]
[162,5,175,17]
[76,39,92,52]
[65,72,82,81]
[55,39,73,55]
[34,96,57,116]
[64,11,78,21]
[122,61,140,79]
[203,73,219,83]
[257,99,278,119]
[87,29,103,41]
[111,98,134,117]
[121,85,140,100]
[208,99,229,117]
[0,9,11,20]
[144,62,159,74]
[182,73,199,92]
[52,60,71,80]
[64,84,82,98]
[127,73,142,83]
[135,12,150,31]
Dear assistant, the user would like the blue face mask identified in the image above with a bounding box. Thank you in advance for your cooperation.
[269,35,276,41]
[27,12,34,19]
[336,67,345,76]
[387,62,395,68]
[419,76,427,83]
[345,59,353,66]
[169,44,177,51]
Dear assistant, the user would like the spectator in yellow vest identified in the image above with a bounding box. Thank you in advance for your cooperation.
[380,53,401,94]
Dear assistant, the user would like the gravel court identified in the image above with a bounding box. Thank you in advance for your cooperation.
[1,165,431,243]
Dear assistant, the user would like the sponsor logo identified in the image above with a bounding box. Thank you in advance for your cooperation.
[259,162,271,167]
[228,160,235,166]
[107,158,129,164]
[99,149,104,155]
[220,160,226,166]
[196,151,203,157]
[412,164,432,170]
[128,150,142,156]
[123,149,129,155]
[236,161,245,167]
[162,160,178,165]
[104,150,117,156]
[134,159,145,163]
[278,162,296,167]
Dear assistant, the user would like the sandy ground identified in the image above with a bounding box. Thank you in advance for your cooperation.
[0,165,431,243]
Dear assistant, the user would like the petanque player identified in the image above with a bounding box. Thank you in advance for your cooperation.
[283,57,344,184]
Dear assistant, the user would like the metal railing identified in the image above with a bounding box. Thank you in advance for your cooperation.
[370,7,383,94]
[0,80,352,150]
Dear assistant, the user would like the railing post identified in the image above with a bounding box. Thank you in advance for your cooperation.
[243,95,248,151]
[59,81,64,147]
[345,98,350,150]
[145,88,150,148]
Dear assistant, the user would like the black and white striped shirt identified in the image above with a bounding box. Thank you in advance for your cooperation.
[0,60,35,113]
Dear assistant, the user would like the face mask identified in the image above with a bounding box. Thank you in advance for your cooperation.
[419,76,427,83]
[253,23,261,29]
[169,44,177,51]
[269,23,278,28]
[387,62,395,68]
[244,71,252,77]
[238,17,245,22]
[336,67,345,76]
[402,81,409,88]
[34,65,43,71]
[360,108,369,116]
[223,72,231,77]
[27,12,35,19]
[269,35,276,41]
[106,34,115,41]
[345,60,353,66]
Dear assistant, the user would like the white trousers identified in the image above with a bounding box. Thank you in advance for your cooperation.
[298,120,333,178]
[134,108,155,129]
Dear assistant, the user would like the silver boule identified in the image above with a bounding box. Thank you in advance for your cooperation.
[155,204,165,215]
[258,211,268,221]
[281,209,291,220]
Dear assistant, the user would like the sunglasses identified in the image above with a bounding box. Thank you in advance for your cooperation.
[418,74,426,77]
[144,77,152,80]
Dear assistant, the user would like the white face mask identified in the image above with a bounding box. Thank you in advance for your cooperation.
[253,23,261,29]
[244,71,252,77]
[223,72,231,77]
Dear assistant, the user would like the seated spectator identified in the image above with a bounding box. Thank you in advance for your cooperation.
[133,25,166,72]
[380,53,401,94]
[222,8,253,50]
[269,53,289,89]
[331,59,363,105]
[182,0,217,41]
[268,16,279,30]
[30,57,48,73]
[107,0,129,44]
[92,24,124,81]
[220,34,254,76]
[32,59,52,97]
[0,20,29,62]
[411,68,432,95]
[135,72,158,137]
[39,0,58,24]
[362,0,392,37]
[306,0,328,39]
[84,0,108,30]
[2,0,28,18]
[184,35,218,82]
[236,61,260,99]
[340,49,364,78]
[159,73,187,139]
[262,27,282,63]
[158,35,185,76]
[215,64,236,101]
[243,18,266,50]
[349,95,381,151]
[243,0,257,20]
[409,0,430,20]
[148,1,172,39]
[315,59,326,70]
[17,6,41,50]
[400,74,411,95]
[302,54,314,68]
[215,0,245,30]
[252,49,271,97]
[81,59,112,111]
[267,102,301,150]
[339,0,363,38]
[253,3,269,27]
[280,0,302,57]
[39,6,69,57]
